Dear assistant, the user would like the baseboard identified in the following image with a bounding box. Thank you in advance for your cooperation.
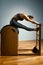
[19,39,43,42]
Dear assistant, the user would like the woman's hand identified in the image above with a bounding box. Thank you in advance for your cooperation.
[33,21,40,25]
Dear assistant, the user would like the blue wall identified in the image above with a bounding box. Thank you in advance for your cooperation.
[0,0,43,40]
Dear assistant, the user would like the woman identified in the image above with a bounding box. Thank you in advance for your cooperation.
[10,13,39,32]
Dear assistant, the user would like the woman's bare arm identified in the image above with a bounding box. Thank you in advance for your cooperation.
[20,13,40,25]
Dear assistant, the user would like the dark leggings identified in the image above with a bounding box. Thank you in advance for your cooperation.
[10,18,35,31]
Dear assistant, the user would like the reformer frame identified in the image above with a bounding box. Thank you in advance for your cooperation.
[36,24,41,55]
[19,24,41,56]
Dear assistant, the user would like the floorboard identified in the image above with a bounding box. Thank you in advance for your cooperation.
[0,34,43,65]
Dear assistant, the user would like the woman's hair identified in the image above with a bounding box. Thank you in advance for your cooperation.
[28,15,34,19]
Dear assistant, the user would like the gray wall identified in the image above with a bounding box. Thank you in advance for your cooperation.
[0,0,43,41]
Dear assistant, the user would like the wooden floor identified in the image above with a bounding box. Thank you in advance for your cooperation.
[0,40,43,65]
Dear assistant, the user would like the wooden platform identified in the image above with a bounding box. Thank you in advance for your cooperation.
[0,40,43,65]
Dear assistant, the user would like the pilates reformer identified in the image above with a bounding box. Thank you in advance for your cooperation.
[1,24,41,56]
